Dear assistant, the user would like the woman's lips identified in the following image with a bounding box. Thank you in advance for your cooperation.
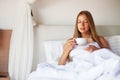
[80,28,85,30]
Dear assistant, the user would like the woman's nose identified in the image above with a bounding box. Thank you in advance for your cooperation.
[81,22,84,26]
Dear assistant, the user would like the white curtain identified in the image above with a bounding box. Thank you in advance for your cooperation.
[9,0,36,80]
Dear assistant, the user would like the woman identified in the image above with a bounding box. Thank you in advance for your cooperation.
[58,10,110,65]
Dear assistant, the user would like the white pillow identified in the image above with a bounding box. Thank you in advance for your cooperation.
[106,35,120,56]
[44,40,65,64]
[44,35,120,64]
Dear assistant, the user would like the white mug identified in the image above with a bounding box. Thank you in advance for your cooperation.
[75,38,87,45]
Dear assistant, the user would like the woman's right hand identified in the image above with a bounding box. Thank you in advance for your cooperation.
[63,38,76,53]
[58,38,76,65]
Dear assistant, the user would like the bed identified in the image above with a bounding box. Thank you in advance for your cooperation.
[28,25,120,80]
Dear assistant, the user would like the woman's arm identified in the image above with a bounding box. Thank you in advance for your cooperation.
[58,38,76,65]
[99,36,110,49]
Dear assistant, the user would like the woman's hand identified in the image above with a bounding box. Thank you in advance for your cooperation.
[63,38,76,53]
[58,38,76,65]
[85,45,99,53]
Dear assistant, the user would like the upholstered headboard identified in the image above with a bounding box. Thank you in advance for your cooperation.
[32,25,120,70]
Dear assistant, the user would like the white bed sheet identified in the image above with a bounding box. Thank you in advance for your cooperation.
[28,46,120,80]
[28,75,68,80]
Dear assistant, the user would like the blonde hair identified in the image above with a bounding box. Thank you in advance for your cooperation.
[73,10,103,47]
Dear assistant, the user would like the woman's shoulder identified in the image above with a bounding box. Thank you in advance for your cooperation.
[98,35,108,43]
[98,35,106,40]
[98,35,110,49]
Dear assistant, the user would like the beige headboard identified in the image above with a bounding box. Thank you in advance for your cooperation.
[32,25,120,70]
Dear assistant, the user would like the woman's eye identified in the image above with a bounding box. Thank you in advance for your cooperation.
[77,21,81,23]
[84,21,88,23]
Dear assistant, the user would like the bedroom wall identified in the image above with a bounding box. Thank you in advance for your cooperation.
[0,0,120,27]
[32,0,120,25]
[0,0,25,29]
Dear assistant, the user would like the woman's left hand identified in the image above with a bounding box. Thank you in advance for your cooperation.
[85,45,99,53]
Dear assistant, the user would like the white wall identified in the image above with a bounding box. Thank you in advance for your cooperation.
[32,0,120,25]
[1,0,120,27]
[0,0,24,29]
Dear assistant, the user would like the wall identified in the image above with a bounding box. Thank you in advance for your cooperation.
[0,0,120,27]
[32,0,120,25]
[0,0,24,29]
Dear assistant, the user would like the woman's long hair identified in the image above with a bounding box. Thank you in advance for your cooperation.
[73,10,103,47]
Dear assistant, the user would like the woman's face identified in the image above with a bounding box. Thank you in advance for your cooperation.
[77,14,90,34]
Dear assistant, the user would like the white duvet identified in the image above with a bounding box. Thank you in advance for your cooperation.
[28,42,120,80]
